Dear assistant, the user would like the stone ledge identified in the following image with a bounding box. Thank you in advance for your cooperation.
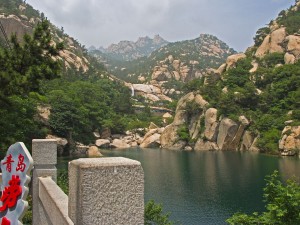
[68,157,144,225]
[39,177,74,225]
[32,139,57,165]
[70,157,141,168]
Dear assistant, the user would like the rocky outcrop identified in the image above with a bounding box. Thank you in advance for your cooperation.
[37,105,51,125]
[285,35,300,62]
[59,50,89,72]
[279,126,300,155]
[0,14,33,42]
[225,53,247,70]
[254,26,300,65]
[95,139,110,148]
[217,118,239,150]
[87,146,103,157]
[129,83,172,102]
[140,128,165,148]
[204,108,219,141]
[160,92,256,151]
[0,12,90,72]
[161,92,207,149]
[255,28,286,58]
[110,139,130,149]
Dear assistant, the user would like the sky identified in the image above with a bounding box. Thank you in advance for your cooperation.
[26,0,295,52]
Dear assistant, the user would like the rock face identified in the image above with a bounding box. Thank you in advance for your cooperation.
[87,146,103,157]
[0,14,33,42]
[204,108,219,141]
[59,50,89,72]
[129,83,172,102]
[110,139,130,149]
[140,128,164,148]
[225,53,247,70]
[279,126,300,153]
[37,105,51,125]
[255,28,286,58]
[217,118,239,150]
[95,139,110,148]
[0,12,90,72]
[254,25,300,65]
[160,92,256,151]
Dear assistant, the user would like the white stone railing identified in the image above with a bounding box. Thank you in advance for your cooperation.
[39,177,73,225]
[32,139,144,225]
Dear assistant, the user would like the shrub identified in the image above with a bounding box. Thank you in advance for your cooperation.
[227,171,300,225]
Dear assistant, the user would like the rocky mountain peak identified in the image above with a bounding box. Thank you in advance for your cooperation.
[153,34,166,44]
[99,35,169,61]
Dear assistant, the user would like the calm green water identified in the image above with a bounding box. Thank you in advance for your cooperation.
[58,149,300,225]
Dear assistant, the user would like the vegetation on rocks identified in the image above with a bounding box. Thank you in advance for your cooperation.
[0,19,63,151]
[227,171,300,225]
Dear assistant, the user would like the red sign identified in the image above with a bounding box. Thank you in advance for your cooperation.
[2,154,14,173]
[0,142,33,225]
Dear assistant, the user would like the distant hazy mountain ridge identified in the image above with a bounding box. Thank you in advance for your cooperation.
[92,35,168,61]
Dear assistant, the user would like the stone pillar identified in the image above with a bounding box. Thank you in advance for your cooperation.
[32,139,57,225]
[68,157,144,225]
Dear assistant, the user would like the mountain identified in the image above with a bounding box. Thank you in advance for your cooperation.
[147,34,235,82]
[0,0,135,153]
[157,0,300,154]
[0,0,96,74]
[93,34,236,103]
[91,35,168,61]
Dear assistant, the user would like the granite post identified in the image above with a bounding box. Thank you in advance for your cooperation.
[32,139,57,225]
[68,157,144,225]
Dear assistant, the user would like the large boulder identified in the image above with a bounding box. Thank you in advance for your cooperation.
[225,53,246,70]
[269,27,286,53]
[110,139,130,149]
[255,35,271,58]
[189,114,202,140]
[194,139,219,151]
[285,35,300,62]
[100,128,111,139]
[279,126,300,151]
[160,92,209,150]
[160,125,186,149]
[87,146,103,157]
[95,139,110,148]
[217,118,239,150]
[140,132,161,148]
[255,27,286,58]
[204,108,219,141]
[240,131,255,151]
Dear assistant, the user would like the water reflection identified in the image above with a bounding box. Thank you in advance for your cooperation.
[58,149,300,225]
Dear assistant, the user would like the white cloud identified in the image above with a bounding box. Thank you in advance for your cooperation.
[27,0,294,51]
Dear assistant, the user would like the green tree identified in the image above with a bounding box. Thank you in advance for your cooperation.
[0,20,63,150]
[0,19,63,103]
[145,200,174,225]
[227,171,300,225]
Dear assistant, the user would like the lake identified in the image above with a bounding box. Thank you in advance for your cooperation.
[58,148,300,225]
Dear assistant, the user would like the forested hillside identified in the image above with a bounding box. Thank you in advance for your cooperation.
[0,0,142,155]
[91,34,235,85]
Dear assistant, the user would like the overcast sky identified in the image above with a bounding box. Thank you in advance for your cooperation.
[26,0,294,52]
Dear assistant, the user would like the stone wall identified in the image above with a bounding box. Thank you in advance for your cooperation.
[32,139,144,225]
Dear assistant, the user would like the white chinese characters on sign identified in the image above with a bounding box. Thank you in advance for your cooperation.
[0,143,33,225]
